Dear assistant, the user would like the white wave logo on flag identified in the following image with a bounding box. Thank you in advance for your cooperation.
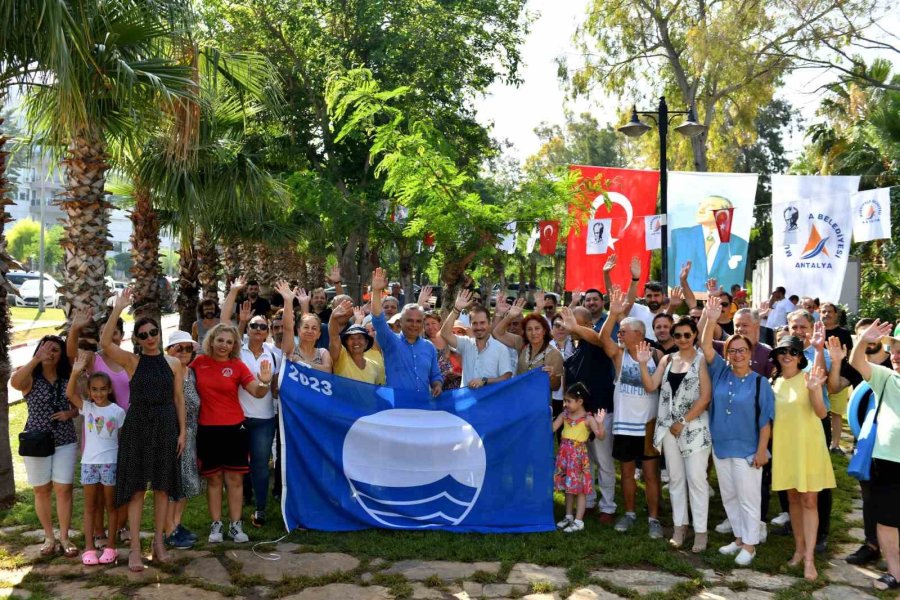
[342,409,487,529]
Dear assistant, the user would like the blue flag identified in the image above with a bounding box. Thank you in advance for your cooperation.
[278,362,555,533]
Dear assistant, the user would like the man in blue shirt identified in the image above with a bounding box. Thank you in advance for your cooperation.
[370,268,442,397]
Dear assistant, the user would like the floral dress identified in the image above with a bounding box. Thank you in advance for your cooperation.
[436,346,461,390]
[653,352,711,457]
[554,413,593,494]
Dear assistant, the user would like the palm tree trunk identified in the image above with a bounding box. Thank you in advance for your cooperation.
[197,229,220,300]
[59,130,113,330]
[222,242,241,293]
[129,183,162,324]
[0,119,20,506]
[177,237,200,332]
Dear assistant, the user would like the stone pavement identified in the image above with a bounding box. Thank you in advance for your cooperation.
[0,520,893,600]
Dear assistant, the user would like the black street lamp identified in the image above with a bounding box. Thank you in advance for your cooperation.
[618,96,706,288]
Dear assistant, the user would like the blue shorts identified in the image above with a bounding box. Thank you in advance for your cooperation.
[80,463,117,486]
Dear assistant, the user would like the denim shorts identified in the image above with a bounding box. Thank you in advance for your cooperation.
[80,463,117,486]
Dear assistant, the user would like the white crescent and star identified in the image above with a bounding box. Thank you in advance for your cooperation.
[591,192,634,250]
[542,223,555,238]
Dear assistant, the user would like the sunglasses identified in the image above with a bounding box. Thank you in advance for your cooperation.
[776,348,802,357]
[672,332,694,339]
[171,344,194,354]
[248,323,269,331]
[726,347,749,355]
[136,329,159,340]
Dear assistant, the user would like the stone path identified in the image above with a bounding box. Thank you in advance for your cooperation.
[0,523,894,599]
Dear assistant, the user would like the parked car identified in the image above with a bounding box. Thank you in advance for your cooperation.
[16,277,62,308]
[489,283,532,307]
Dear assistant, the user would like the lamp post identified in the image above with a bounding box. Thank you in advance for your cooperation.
[618,96,706,288]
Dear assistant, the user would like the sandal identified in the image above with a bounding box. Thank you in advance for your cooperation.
[60,539,78,558]
[81,550,100,566]
[118,527,131,543]
[98,547,117,565]
[39,538,59,556]
[128,549,143,573]
[874,574,900,591]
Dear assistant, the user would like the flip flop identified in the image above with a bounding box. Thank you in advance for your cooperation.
[98,547,117,565]
[81,550,100,566]
[39,538,59,556]
[60,539,78,558]
[128,550,143,573]
[874,574,900,591]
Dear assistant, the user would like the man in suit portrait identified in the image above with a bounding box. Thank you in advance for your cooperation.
[667,195,749,292]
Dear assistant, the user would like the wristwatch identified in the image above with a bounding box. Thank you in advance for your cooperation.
[481,377,488,386]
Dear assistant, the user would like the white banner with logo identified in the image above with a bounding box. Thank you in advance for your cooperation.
[666,172,758,292]
[585,218,612,254]
[644,215,662,250]
[771,175,860,301]
[851,187,892,242]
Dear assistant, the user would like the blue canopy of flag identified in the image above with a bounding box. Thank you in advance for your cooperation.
[278,362,555,533]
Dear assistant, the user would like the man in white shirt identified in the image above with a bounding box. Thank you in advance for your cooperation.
[441,290,512,388]
[765,290,797,330]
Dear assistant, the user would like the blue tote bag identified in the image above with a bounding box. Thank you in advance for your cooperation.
[848,379,885,481]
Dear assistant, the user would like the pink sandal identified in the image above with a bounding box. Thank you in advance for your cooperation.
[98,548,117,565]
[82,550,100,566]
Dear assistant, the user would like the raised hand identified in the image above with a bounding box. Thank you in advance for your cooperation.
[608,287,626,314]
[34,341,54,362]
[508,297,526,319]
[680,261,692,282]
[71,306,93,330]
[232,275,248,292]
[495,295,510,316]
[636,340,653,364]
[810,320,826,350]
[704,295,724,322]
[352,305,366,324]
[630,256,641,280]
[533,290,545,311]
[332,299,353,321]
[258,360,273,384]
[560,307,577,332]
[603,255,617,272]
[596,408,607,422]
[806,365,827,390]
[706,278,720,296]
[570,289,583,305]
[294,287,310,306]
[826,336,846,363]
[371,267,387,292]
[669,286,684,307]
[72,350,90,374]
[858,319,893,344]
[274,280,293,300]
[417,284,434,308]
[239,300,253,323]
[326,265,342,284]
[758,300,771,316]
[114,287,132,312]
[454,289,472,312]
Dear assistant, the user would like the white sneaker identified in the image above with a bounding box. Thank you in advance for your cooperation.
[563,519,585,533]
[228,520,249,543]
[208,520,224,543]
[771,512,790,526]
[557,515,574,529]
[715,518,733,534]
[735,548,756,566]
[719,541,741,556]
[661,468,670,483]
[758,521,768,544]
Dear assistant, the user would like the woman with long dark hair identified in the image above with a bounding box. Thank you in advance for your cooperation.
[493,298,563,394]
[12,336,78,558]
[100,289,185,572]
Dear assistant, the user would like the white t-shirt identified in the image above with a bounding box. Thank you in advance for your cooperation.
[613,351,658,437]
[80,401,126,465]
[455,335,513,387]
[628,303,659,341]
[766,298,797,329]
[239,345,276,419]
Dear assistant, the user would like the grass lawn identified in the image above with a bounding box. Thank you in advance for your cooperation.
[9,307,136,345]
[0,401,868,599]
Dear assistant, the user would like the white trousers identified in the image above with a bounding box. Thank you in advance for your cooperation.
[713,454,763,545]
[662,432,710,532]
[586,411,616,514]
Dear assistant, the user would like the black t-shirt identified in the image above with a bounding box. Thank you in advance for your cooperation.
[827,326,856,385]
[719,320,735,336]
[652,340,678,355]
[249,296,272,318]
[564,339,616,413]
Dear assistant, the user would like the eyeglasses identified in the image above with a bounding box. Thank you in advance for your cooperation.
[136,329,159,340]
[248,323,269,331]
[171,344,194,354]
[672,332,694,340]
[726,347,749,355]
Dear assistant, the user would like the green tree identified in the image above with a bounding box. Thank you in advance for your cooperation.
[569,0,873,173]
[526,112,624,175]
[6,219,65,270]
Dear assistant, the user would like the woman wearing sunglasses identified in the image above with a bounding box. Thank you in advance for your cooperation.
[769,332,835,581]
[163,331,202,549]
[100,289,185,572]
[700,296,774,566]
[637,315,712,552]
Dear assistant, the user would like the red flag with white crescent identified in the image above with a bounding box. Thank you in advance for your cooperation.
[565,166,660,294]
[538,220,559,255]
[714,207,735,243]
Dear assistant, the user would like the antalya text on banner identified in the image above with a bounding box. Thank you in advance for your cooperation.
[850,187,893,242]
[771,175,861,302]
[278,362,555,533]
[565,166,659,293]
[666,172,758,293]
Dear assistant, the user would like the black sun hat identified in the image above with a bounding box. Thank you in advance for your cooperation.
[340,324,374,352]
[769,335,809,370]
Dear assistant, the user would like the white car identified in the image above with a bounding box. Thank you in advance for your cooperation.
[16,277,62,308]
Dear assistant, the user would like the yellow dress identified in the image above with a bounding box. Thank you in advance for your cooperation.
[772,373,836,492]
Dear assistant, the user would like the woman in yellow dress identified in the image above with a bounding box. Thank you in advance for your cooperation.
[770,335,835,581]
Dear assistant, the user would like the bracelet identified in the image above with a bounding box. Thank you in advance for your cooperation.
[631,277,640,282]
[258,379,271,388]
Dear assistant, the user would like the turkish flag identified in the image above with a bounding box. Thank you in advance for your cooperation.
[565,166,660,294]
[714,207,735,243]
[538,220,559,255]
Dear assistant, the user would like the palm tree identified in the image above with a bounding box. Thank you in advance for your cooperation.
[24,0,195,331]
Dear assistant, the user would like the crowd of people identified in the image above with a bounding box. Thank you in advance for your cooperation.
[12,260,900,591]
